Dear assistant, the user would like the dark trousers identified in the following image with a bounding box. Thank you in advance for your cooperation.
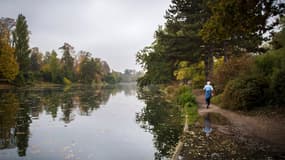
[205,97,211,107]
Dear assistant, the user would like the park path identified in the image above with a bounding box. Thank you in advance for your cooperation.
[193,89,285,151]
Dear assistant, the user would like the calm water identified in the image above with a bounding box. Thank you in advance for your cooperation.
[0,84,183,160]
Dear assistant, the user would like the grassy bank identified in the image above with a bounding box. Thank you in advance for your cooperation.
[162,84,199,125]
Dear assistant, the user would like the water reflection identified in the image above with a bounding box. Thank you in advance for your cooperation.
[203,113,212,137]
[136,86,184,160]
[0,93,19,150]
[0,83,137,158]
[16,104,31,156]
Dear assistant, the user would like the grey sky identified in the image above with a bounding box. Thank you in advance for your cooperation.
[0,0,171,72]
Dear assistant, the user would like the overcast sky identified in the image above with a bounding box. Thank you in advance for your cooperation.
[0,0,171,72]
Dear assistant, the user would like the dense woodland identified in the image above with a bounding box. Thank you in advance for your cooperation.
[0,14,142,86]
[136,0,285,110]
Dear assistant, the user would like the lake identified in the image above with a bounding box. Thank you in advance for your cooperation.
[0,83,183,160]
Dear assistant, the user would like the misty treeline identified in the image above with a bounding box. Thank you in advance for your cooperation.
[136,0,285,109]
[0,14,141,85]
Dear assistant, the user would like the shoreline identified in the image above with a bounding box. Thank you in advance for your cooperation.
[172,89,285,159]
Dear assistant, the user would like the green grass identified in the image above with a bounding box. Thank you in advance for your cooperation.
[184,104,199,125]
[173,85,200,125]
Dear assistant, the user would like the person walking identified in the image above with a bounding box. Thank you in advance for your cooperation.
[203,81,214,108]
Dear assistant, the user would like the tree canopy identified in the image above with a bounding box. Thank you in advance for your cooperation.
[136,0,285,87]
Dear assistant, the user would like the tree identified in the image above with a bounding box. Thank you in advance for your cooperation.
[101,60,110,76]
[13,14,31,82]
[79,57,97,83]
[41,51,52,81]
[40,50,61,83]
[49,50,61,83]
[173,61,192,83]
[0,43,19,81]
[30,47,43,72]
[136,45,175,86]
[59,43,75,81]
[0,18,19,81]
[104,71,122,84]
[0,17,16,45]
[137,0,215,84]
[163,0,215,80]
[93,58,104,84]
[200,0,285,61]
[74,50,91,80]
[271,17,285,50]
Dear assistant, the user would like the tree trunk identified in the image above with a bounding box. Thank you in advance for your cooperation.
[224,40,231,63]
[204,52,214,81]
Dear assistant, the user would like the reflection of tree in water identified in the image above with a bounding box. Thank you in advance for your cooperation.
[61,91,75,123]
[136,86,183,160]
[0,93,19,149]
[76,85,111,115]
[15,104,31,156]
[0,84,138,157]
[118,83,137,96]
[76,84,137,115]
[42,89,61,119]
[16,91,32,157]
[0,92,32,156]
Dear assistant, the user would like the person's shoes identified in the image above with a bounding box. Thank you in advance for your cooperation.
[206,105,209,109]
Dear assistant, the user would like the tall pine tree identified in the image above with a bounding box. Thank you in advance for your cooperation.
[59,43,74,81]
[158,0,215,80]
[136,0,215,84]
[13,14,31,83]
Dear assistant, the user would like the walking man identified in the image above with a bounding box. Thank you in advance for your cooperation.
[203,81,214,108]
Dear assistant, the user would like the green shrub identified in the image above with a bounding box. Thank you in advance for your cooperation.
[191,74,205,88]
[254,51,278,79]
[63,77,72,85]
[174,85,198,125]
[271,67,285,105]
[254,49,285,106]
[185,104,199,125]
[211,93,222,105]
[176,85,196,107]
[221,75,267,110]
[213,55,253,94]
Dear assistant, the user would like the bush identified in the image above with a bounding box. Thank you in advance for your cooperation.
[191,74,205,88]
[254,49,285,106]
[221,75,267,110]
[271,67,285,105]
[63,77,72,85]
[175,85,196,107]
[174,85,198,125]
[211,93,222,105]
[213,55,253,94]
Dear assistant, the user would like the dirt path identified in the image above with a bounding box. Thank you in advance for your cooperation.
[193,90,285,151]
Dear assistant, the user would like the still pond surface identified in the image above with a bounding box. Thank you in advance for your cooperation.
[0,84,183,160]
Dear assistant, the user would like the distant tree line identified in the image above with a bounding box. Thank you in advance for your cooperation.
[0,14,139,85]
[119,69,144,82]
